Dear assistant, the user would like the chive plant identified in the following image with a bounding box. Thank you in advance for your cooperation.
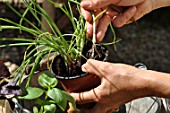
[0,0,119,112]
[0,0,119,84]
[0,0,88,86]
[0,0,120,86]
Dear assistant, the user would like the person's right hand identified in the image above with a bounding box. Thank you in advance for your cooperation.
[81,0,170,41]
[71,59,151,113]
[71,59,170,113]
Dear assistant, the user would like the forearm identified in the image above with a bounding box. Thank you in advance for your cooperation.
[133,70,170,98]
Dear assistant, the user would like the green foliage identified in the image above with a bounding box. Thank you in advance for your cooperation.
[0,0,118,112]
[0,0,118,87]
[19,71,77,112]
[0,0,87,87]
[19,87,44,100]
[33,106,39,113]
[43,104,56,113]
[47,88,67,111]
[38,71,58,88]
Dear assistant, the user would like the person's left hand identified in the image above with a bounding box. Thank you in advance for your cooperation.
[81,5,137,42]
[81,0,163,42]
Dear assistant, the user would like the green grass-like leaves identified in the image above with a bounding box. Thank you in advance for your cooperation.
[0,0,118,112]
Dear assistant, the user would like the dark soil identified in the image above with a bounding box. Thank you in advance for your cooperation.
[52,42,108,78]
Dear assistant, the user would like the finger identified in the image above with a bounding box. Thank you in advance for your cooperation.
[96,14,112,42]
[112,6,136,27]
[70,88,100,104]
[116,0,145,6]
[94,8,103,26]
[82,59,105,78]
[80,0,120,10]
[86,22,93,38]
[81,7,92,22]
[83,9,103,38]
[133,1,153,21]
[82,59,113,79]
[93,9,104,41]
[105,7,119,17]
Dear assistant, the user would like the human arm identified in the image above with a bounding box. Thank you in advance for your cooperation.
[81,0,170,41]
[71,59,170,113]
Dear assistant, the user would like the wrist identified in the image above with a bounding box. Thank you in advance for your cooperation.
[129,70,154,98]
[133,70,170,98]
[144,70,170,98]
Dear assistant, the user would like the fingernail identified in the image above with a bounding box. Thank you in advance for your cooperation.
[113,16,122,27]
[80,1,90,8]
[81,64,86,72]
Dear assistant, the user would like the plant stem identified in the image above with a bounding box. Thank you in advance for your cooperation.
[91,13,96,58]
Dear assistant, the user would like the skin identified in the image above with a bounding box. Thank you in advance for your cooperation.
[71,59,170,113]
[70,0,170,112]
[80,0,170,41]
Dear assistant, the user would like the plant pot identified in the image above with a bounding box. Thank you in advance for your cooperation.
[51,42,109,109]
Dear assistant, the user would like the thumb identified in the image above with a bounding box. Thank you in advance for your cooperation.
[70,88,99,104]
[80,0,120,10]
[82,59,105,78]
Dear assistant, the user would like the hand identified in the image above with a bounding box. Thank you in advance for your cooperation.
[81,0,170,41]
[71,59,152,113]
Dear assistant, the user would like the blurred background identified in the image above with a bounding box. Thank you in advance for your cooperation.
[105,7,170,73]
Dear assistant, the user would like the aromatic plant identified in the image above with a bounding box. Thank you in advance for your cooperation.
[18,70,77,113]
[0,0,118,85]
[0,0,88,86]
[0,0,119,112]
